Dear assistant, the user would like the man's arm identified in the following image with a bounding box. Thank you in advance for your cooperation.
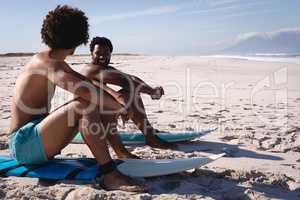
[94,67,155,95]
[48,62,124,112]
[101,69,164,99]
[91,79,125,105]
[129,75,154,95]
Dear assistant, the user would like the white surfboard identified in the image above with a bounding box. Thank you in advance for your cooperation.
[117,153,225,177]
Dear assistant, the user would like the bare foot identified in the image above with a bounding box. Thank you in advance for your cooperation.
[145,134,177,149]
[100,170,147,192]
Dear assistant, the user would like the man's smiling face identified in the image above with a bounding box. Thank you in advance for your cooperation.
[91,44,111,66]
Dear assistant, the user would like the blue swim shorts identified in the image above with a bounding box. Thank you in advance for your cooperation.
[8,117,48,164]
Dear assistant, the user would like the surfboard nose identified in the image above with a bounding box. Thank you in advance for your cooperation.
[117,153,225,177]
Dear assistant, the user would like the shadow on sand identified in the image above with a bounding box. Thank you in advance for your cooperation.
[176,140,283,161]
[147,168,300,199]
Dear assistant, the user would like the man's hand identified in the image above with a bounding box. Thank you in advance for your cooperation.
[115,94,134,125]
[151,86,164,100]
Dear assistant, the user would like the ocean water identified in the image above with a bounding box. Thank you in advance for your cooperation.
[205,54,300,64]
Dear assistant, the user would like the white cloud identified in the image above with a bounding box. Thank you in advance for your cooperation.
[208,0,240,7]
[236,28,300,42]
[223,28,300,53]
[91,1,264,25]
[181,1,265,16]
[180,4,239,15]
[90,0,243,24]
[91,5,182,24]
[220,9,273,21]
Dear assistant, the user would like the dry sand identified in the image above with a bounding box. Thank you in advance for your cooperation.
[0,55,300,199]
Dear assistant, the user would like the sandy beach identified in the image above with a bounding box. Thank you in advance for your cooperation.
[0,55,300,199]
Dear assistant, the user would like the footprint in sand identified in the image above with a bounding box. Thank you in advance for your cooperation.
[185,127,194,131]
[218,109,230,113]
[257,125,266,128]
[153,110,164,113]
[268,116,278,120]
[188,114,200,117]
[220,135,239,141]
[245,127,255,131]
[258,136,272,142]
[168,124,176,128]
[269,127,280,131]
[202,107,212,110]
[261,137,282,150]
[215,114,225,119]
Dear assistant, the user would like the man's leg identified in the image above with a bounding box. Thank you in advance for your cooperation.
[120,89,176,149]
[103,115,140,159]
[38,98,146,192]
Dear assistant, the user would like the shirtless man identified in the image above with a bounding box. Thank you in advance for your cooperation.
[80,37,176,159]
[7,5,145,192]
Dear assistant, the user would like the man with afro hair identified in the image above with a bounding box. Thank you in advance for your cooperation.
[8,5,146,192]
[80,36,176,159]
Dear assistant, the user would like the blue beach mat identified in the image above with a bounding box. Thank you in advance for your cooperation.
[0,155,104,181]
[0,153,225,181]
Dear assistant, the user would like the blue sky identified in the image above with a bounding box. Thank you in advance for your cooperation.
[1,0,300,55]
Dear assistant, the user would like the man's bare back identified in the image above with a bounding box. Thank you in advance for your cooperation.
[9,52,58,134]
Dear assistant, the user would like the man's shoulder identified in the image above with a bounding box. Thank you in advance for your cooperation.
[30,52,67,70]
[81,63,101,77]
[83,63,114,72]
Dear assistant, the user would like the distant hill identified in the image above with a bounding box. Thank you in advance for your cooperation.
[222,28,300,54]
[0,52,141,57]
[0,53,35,57]
[113,53,141,56]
